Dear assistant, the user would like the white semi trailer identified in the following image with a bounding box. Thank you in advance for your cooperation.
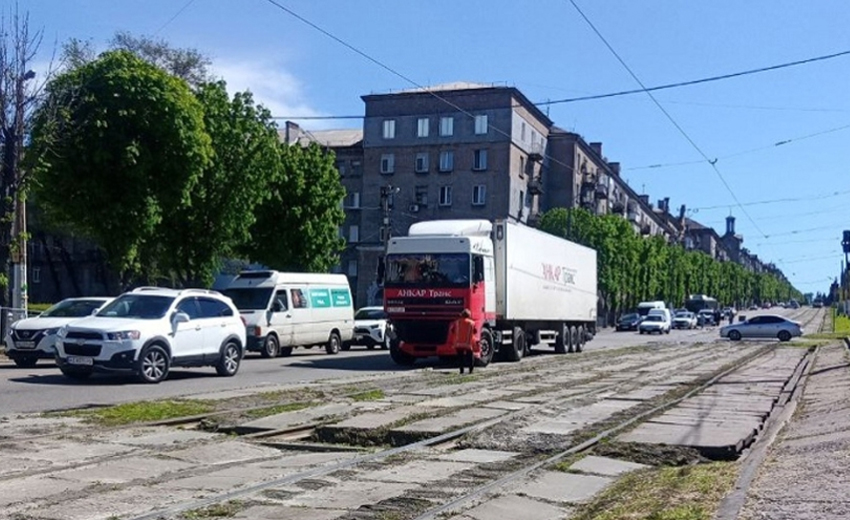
[383,219,598,366]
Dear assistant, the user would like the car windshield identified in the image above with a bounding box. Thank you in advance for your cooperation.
[675,312,691,318]
[620,313,638,321]
[355,308,387,320]
[385,253,470,287]
[222,288,273,311]
[97,294,173,319]
[644,315,662,322]
[40,299,106,318]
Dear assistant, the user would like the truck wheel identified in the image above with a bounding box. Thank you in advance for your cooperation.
[326,332,342,355]
[575,325,585,353]
[389,341,416,366]
[503,327,525,362]
[261,335,279,358]
[475,329,495,367]
[554,323,568,354]
[570,326,580,353]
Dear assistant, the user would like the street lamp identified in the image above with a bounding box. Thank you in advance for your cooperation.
[11,70,36,313]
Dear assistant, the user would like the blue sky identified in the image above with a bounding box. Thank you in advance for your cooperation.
[26,0,850,295]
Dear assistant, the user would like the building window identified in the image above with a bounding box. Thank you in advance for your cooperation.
[415,153,429,173]
[417,117,429,137]
[349,225,359,243]
[440,116,454,136]
[519,156,526,177]
[473,149,488,171]
[338,226,344,238]
[439,186,453,206]
[346,191,360,208]
[531,130,537,147]
[415,185,429,206]
[380,154,395,174]
[519,190,525,210]
[32,267,41,284]
[521,121,527,141]
[472,185,486,206]
[335,160,346,176]
[351,160,362,176]
[382,119,396,139]
[348,260,358,277]
[474,114,488,135]
[439,150,454,172]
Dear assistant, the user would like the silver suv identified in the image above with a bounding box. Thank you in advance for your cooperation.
[55,288,246,383]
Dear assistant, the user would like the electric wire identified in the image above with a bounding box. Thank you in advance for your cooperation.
[565,0,766,238]
[153,0,197,36]
[536,48,850,106]
[690,188,850,211]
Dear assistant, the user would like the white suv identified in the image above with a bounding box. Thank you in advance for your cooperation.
[55,288,246,383]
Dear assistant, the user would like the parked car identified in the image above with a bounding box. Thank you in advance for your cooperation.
[55,288,246,383]
[813,300,824,308]
[639,314,670,335]
[720,314,803,342]
[615,312,642,332]
[4,297,113,368]
[697,309,717,326]
[672,311,697,330]
[345,307,391,350]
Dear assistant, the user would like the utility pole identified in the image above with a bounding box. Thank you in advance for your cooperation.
[379,184,398,251]
[843,231,850,313]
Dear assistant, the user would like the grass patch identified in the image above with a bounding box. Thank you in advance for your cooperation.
[350,389,385,401]
[571,462,738,520]
[805,332,846,341]
[181,500,245,518]
[786,339,832,348]
[242,401,314,419]
[55,399,214,426]
[834,312,850,334]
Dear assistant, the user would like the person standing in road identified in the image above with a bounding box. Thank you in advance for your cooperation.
[449,309,477,374]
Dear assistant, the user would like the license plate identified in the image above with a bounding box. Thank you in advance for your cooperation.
[67,356,94,366]
[16,341,35,349]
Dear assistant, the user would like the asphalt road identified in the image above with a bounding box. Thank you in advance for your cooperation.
[0,307,815,415]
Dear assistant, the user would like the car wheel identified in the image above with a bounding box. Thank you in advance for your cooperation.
[279,346,293,357]
[137,344,170,384]
[554,323,569,354]
[389,340,416,366]
[261,335,279,358]
[778,330,792,342]
[381,334,391,350]
[13,355,38,368]
[60,367,92,380]
[326,332,341,355]
[729,330,742,341]
[475,329,495,367]
[216,341,242,377]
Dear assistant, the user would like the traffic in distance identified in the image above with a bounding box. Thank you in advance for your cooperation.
[2,219,806,384]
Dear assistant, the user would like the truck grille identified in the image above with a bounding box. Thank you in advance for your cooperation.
[394,320,450,345]
[64,343,102,356]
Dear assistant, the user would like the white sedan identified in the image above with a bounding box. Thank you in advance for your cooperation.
[673,311,697,330]
[720,315,803,342]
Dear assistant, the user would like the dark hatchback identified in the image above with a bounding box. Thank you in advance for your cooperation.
[616,313,642,331]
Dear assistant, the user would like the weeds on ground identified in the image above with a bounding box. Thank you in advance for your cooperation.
[52,399,214,426]
[834,312,850,334]
[349,389,385,401]
[242,401,314,419]
[181,500,245,518]
[570,462,738,520]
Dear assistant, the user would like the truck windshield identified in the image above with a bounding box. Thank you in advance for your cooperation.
[385,253,470,287]
[222,288,273,310]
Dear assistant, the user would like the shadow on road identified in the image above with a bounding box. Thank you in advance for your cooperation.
[7,368,224,387]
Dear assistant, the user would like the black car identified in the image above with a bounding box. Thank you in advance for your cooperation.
[616,313,642,331]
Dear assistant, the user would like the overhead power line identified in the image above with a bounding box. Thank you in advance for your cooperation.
[565,0,766,238]
[537,48,850,106]
[153,0,197,36]
[690,188,850,211]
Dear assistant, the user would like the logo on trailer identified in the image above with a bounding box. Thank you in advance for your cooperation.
[542,263,576,285]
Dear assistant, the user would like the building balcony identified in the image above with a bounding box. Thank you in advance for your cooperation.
[595,182,609,199]
[528,178,544,195]
[627,211,640,223]
[611,201,625,214]
[528,143,545,162]
[641,224,652,235]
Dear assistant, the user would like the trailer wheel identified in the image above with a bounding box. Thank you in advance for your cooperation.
[554,323,569,354]
[503,326,525,362]
[575,325,585,353]
[475,329,495,367]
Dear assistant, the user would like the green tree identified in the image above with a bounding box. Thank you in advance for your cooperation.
[157,81,281,286]
[28,50,212,283]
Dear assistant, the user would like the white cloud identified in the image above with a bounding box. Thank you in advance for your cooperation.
[211,59,329,128]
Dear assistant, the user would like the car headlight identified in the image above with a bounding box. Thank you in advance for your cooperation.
[57,327,68,338]
[44,328,60,336]
[370,324,381,329]
[107,330,141,341]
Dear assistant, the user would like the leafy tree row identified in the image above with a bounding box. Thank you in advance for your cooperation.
[538,208,802,322]
[28,49,344,288]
